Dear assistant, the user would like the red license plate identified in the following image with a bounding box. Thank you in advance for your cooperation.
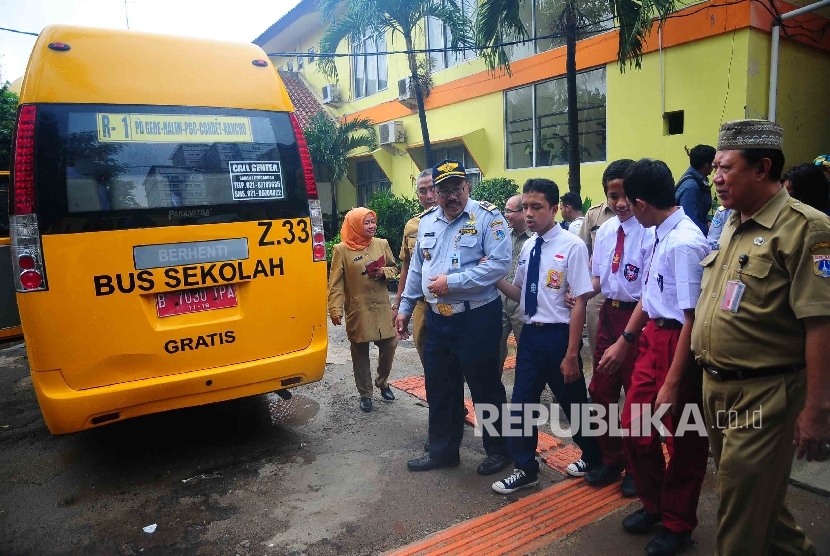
[156,285,238,318]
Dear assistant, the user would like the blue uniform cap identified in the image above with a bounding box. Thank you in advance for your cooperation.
[432,159,467,186]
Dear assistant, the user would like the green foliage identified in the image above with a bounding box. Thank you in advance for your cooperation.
[325,233,341,263]
[0,85,19,170]
[471,177,519,212]
[582,196,593,213]
[367,190,421,261]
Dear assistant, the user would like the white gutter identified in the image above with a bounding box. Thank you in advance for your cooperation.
[768,0,830,121]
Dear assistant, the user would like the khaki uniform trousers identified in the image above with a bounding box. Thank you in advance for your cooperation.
[499,296,523,372]
[704,370,816,556]
[350,337,397,398]
[412,298,428,363]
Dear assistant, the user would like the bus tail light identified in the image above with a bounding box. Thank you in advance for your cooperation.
[309,199,326,262]
[289,112,326,262]
[10,214,48,292]
[11,105,37,215]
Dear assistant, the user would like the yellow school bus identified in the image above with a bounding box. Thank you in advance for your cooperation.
[9,26,328,434]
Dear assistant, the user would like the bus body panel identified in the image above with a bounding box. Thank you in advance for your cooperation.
[19,25,293,112]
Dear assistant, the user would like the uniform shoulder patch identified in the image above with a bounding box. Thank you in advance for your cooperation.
[417,206,438,218]
[478,201,497,212]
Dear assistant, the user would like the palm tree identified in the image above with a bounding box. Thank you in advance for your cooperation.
[476,0,675,194]
[304,111,378,234]
[317,0,471,168]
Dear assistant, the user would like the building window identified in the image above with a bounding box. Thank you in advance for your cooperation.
[356,159,391,206]
[426,0,477,71]
[431,144,481,187]
[509,0,613,61]
[506,67,607,169]
[297,54,304,70]
[287,60,294,72]
[353,32,388,99]
[308,47,316,64]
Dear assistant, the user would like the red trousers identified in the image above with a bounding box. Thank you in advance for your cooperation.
[621,321,709,533]
[588,301,638,471]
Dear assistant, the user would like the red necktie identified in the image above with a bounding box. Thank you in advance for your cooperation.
[611,225,625,273]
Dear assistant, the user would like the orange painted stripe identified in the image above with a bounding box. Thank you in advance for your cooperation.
[507,334,517,346]
[385,480,632,556]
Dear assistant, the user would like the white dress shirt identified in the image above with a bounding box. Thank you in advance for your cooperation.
[513,224,593,325]
[592,215,655,302]
[642,207,710,323]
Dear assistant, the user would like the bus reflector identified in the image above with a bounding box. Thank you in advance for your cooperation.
[12,105,37,215]
[288,113,318,199]
[10,214,48,292]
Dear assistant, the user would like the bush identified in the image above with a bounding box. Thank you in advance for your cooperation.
[367,190,420,261]
[471,178,519,212]
[582,197,593,213]
[325,233,341,264]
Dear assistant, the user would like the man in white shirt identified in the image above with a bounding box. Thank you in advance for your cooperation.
[560,191,585,237]
[583,159,654,498]
[490,178,602,495]
[598,159,711,556]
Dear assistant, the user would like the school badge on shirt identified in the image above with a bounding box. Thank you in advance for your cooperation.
[814,255,830,278]
[624,264,639,282]
[546,269,562,289]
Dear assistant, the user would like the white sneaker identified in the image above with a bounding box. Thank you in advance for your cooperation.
[492,469,538,494]
[566,458,596,478]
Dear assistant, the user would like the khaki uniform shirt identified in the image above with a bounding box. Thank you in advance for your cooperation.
[328,238,398,344]
[507,227,533,284]
[692,188,830,371]
[399,215,420,264]
[578,201,616,257]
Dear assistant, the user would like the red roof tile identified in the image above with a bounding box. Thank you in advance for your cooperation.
[278,70,325,131]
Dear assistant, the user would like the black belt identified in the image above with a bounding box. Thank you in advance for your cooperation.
[704,365,802,382]
[653,318,683,330]
[604,298,638,310]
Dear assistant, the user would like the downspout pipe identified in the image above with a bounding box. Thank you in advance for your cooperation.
[768,0,830,121]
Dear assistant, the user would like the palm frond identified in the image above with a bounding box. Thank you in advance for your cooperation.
[475,0,529,76]
[317,0,392,81]
[340,117,376,135]
[612,0,675,72]
[421,0,473,51]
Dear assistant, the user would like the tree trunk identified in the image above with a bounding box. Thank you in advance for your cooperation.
[405,35,434,168]
[565,0,580,195]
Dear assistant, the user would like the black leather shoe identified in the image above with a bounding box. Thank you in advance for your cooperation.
[380,386,395,401]
[477,453,512,476]
[407,454,460,472]
[360,397,372,412]
[645,529,692,555]
[622,508,661,534]
[620,473,637,497]
[585,463,623,486]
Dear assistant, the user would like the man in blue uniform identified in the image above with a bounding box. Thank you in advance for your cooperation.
[395,159,512,476]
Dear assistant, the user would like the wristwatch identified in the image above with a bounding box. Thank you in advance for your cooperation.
[621,331,636,344]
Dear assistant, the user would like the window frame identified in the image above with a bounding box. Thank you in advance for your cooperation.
[504,67,607,169]
[510,0,613,61]
[425,0,477,71]
[307,47,316,64]
[355,159,391,207]
[352,31,388,100]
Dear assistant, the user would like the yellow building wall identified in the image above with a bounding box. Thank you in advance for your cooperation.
[746,29,830,167]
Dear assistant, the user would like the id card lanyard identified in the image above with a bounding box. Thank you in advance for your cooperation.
[719,254,748,313]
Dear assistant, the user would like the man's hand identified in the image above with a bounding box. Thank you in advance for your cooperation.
[794,407,830,461]
[596,338,629,374]
[561,353,580,383]
[330,315,342,326]
[394,313,411,340]
[655,381,680,416]
[564,288,576,309]
[427,274,450,297]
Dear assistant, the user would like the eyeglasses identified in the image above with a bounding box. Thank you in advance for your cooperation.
[436,186,465,198]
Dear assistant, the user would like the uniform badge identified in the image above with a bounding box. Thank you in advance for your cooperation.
[529,282,538,294]
[814,255,830,277]
[657,274,664,292]
[712,214,722,228]
[437,161,459,173]
[423,249,432,261]
[754,237,765,246]
[811,242,830,251]
[352,255,364,262]
[546,269,562,289]
[490,219,504,227]
[624,264,639,282]
[423,232,435,237]
[493,226,505,240]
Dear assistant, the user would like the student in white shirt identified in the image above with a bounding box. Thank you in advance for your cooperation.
[583,159,654,498]
[491,178,602,495]
[598,159,710,556]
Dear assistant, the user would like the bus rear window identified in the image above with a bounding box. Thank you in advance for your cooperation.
[33,105,309,234]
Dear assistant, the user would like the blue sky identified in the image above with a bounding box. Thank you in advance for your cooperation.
[1,0,300,83]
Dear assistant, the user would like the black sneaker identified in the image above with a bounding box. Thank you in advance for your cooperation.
[492,469,538,494]
[645,529,692,555]
[380,386,395,401]
[585,463,623,486]
[360,397,372,412]
[565,458,598,478]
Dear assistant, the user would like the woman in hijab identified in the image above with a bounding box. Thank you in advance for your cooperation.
[328,207,399,412]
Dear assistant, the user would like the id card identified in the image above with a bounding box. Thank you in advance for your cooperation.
[719,280,745,312]
[450,252,460,269]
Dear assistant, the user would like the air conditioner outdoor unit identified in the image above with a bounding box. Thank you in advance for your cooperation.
[397,77,418,107]
[321,84,338,104]
[379,121,405,145]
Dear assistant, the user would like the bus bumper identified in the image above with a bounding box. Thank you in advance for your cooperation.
[30,324,328,435]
